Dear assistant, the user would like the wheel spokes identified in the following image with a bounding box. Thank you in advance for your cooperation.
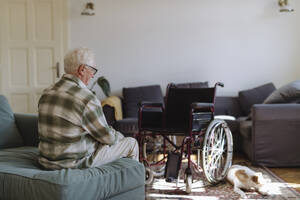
[202,120,233,183]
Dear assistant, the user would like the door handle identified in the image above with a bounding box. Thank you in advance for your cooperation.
[56,62,60,78]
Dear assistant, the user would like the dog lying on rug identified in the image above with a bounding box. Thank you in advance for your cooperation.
[226,165,270,198]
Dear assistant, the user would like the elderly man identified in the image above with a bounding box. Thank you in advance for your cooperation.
[38,47,139,170]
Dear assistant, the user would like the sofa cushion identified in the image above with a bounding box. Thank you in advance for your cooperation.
[239,119,252,140]
[0,95,23,149]
[14,113,39,147]
[238,83,276,115]
[123,85,164,118]
[224,118,241,153]
[264,80,300,104]
[0,147,145,200]
[227,119,238,131]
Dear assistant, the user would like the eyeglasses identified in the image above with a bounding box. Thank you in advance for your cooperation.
[85,64,98,75]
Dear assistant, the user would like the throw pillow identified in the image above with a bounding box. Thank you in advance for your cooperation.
[0,95,23,149]
[101,96,123,120]
[238,83,276,115]
[264,80,300,104]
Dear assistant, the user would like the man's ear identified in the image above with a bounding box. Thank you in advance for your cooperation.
[251,175,259,184]
[77,64,85,75]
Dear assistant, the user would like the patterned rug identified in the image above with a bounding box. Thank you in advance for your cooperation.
[146,161,300,200]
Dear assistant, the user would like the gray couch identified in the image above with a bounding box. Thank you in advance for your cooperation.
[0,95,145,200]
[224,82,300,167]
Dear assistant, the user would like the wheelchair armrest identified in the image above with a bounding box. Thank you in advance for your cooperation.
[138,101,164,109]
[191,103,214,110]
[138,101,164,130]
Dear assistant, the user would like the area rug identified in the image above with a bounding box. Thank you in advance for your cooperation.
[146,161,300,200]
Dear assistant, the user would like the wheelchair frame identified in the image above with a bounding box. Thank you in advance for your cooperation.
[136,82,233,193]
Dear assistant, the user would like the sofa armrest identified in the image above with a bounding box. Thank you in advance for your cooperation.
[14,113,39,147]
[138,102,164,130]
[252,104,300,121]
[251,104,300,166]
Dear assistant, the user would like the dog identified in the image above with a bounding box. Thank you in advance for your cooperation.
[226,165,269,198]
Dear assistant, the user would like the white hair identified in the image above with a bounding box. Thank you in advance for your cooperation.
[64,47,96,74]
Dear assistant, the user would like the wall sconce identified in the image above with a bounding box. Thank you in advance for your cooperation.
[81,2,95,16]
[278,0,294,12]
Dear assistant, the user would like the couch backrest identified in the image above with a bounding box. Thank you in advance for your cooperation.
[0,95,24,149]
[122,85,164,118]
[238,82,276,115]
[14,113,39,147]
[214,96,243,117]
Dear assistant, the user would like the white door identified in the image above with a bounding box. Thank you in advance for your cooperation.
[0,0,68,113]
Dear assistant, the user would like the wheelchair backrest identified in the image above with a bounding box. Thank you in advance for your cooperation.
[165,84,216,132]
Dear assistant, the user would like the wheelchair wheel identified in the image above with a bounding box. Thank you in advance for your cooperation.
[202,119,233,184]
[142,136,166,184]
[145,167,154,185]
[152,165,165,177]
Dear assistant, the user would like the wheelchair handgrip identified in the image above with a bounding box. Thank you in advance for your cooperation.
[215,82,224,87]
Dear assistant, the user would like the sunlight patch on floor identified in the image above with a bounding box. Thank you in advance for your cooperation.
[151,179,206,193]
[287,182,300,189]
[147,193,219,200]
[257,182,300,196]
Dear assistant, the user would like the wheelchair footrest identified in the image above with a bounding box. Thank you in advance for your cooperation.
[164,152,181,182]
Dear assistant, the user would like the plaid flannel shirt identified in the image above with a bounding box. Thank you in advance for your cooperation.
[38,74,123,169]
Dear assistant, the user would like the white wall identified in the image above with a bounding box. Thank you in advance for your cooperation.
[69,0,300,97]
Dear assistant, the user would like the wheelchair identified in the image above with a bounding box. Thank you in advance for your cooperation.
[136,82,233,193]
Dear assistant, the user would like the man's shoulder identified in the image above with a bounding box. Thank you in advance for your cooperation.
[56,78,96,101]
[67,86,97,105]
[40,81,97,107]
